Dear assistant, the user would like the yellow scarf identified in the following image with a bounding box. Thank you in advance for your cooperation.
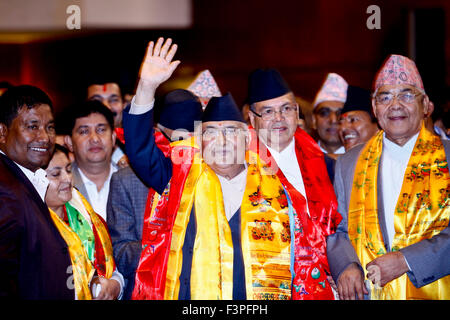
[49,189,115,299]
[348,125,450,299]
[160,143,291,300]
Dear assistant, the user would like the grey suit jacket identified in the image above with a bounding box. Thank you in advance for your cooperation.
[106,166,149,300]
[327,137,450,289]
[71,162,91,204]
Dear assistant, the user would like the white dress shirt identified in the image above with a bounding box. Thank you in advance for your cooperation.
[267,139,310,216]
[380,132,419,248]
[78,164,117,221]
[318,141,345,155]
[217,167,248,221]
[129,96,155,114]
[0,150,49,202]
[111,147,125,165]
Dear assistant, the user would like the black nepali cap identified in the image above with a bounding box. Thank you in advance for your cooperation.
[247,68,291,104]
[202,92,245,123]
[158,89,203,132]
[342,85,372,115]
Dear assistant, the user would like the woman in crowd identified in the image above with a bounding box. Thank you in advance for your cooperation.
[44,144,124,300]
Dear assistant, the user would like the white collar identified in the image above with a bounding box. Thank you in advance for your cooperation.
[0,150,49,201]
[216,164,248,185]
[267,138,296,159]
[78,162,117,190]
[383,131,419,162]
[264,137,311,217]
[318,141,346,155]
[216,165,248,221]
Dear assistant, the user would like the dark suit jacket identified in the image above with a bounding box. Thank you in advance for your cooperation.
[122,106,172,193]
[0,153,74,299]
[107,166,149,300]
[327,138,450,289]
[324,154,336,184]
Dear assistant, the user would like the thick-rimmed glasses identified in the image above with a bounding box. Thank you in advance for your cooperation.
[374,91,422,106]
[250,104,298,120]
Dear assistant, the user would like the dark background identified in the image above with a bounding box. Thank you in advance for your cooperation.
[0,0,449,117]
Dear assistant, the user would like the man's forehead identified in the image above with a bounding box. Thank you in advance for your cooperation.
[253,92,295,109]
[376,84,417,93]
[341,110,370,119]
[87,83,121,96]
[315,100,344,111]
[17,104,53,120]
[74,112,109,127]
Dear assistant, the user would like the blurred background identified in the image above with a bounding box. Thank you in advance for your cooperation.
[0,0,449,120]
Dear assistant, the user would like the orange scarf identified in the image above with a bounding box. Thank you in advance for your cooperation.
[49,189,115,299]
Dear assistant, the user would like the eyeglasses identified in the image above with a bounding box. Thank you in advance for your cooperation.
[250,104,298,120]
[202,127,241,139]
[375,91,422,106]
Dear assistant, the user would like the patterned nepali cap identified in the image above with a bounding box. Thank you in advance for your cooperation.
[187,69,222,109]
[373,54,425,93]
[312,73,348,108]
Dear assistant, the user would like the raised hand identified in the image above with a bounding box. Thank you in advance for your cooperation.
[139,37,180,86]
[135,37,180,105]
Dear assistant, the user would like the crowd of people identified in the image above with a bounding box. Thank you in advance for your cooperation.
[0,37,449,300]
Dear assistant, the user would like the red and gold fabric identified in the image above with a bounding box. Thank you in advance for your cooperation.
[49,189,115,300]
[248,127,341,300]
[132,137,292,300]
[348,124,450,299]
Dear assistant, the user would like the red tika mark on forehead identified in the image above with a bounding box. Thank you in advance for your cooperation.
[103,84,107,92]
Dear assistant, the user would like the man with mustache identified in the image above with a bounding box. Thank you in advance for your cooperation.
[327,54,450,300]
[123,38,299,300]
[87,81,129,169]
[64,100,120,224]
[0,85,73,298]
[247,68,342,299]
[311,73,348,159]
[338,85,379,152]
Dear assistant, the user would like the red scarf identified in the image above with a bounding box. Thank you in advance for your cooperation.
[115,127,125,145]
[132,133,197,300]
[92,214,114,277]
[132,128,341,300]
[248,127,341,299]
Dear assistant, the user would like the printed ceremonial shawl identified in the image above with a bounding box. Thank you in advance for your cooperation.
[132,137,292,300]
[248,127,341,300]
[348,125,450,299]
